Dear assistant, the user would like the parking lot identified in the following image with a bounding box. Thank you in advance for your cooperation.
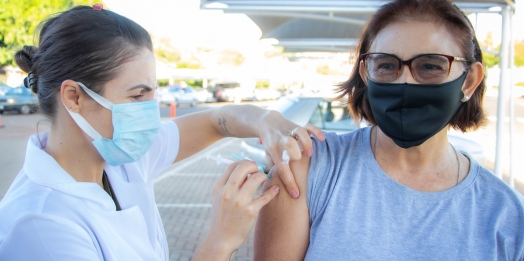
[0,95,523,260]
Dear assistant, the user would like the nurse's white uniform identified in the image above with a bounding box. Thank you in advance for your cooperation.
[0,121,180,260]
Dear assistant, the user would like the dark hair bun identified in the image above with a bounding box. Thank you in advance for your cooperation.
[15,45,38,73]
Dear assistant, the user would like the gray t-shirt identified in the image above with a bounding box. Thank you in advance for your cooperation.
[306,127,524,260]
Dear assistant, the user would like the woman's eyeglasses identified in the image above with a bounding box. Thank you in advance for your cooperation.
[360,53,470,84]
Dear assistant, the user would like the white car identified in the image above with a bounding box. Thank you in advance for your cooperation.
[160,86,212,107]
[240,96,486,172]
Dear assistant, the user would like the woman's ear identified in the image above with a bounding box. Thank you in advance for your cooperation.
[359,60,368,86]
[60,80,82,113]
[461,62,484,101]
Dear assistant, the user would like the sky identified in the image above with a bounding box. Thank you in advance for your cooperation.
[103,0,524,50]
[103,0,262,48]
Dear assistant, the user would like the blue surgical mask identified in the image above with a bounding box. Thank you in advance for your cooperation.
[64,82,161,166]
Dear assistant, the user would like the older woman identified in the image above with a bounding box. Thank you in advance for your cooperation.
[0,5,324,261]
[254,0,524,260]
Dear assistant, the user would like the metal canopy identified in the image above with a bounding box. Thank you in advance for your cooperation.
[200,0,518,185]
[201,0,515,51]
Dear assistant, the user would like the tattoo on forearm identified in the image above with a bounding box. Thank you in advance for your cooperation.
[229,249,238,261]
[218,117,231,135]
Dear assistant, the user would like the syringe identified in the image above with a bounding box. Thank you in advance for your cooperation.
[207,154,234,166]
[207,153,270,178]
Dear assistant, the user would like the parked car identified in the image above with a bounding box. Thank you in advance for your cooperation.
[240,96,486,171]
[254,88,281,101]
[160,86,210,107]
[0,87,38,115]
[193,87,214,103]
[0,85,13,96]
[210,81,258,102]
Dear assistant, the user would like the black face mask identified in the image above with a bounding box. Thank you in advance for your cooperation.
[365,72,467,149]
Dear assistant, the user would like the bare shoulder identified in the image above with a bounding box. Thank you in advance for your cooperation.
[254,155,311,261]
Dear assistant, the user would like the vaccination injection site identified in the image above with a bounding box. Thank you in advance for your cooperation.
[0,0,524,260]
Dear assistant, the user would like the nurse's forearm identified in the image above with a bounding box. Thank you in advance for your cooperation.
[210,104,276,138]
[172,105,278,164]
[193,238,236,261]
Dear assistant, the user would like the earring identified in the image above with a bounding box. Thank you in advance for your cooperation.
[461,94,470,102]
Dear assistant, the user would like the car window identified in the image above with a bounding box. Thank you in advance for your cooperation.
[6,88,22,95]
[216,83,240,88]
[309,101,359,131]
[168,87,181,92]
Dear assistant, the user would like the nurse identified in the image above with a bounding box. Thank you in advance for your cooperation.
[0,5,324,260]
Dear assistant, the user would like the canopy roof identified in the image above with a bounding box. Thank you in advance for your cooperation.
[201,0,516,52]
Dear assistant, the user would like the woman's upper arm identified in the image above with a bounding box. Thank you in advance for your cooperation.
[254,156,311,261]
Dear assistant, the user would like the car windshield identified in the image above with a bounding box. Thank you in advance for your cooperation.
[309,100,359,131]
[167,87,181,92]
[6,88,23,95]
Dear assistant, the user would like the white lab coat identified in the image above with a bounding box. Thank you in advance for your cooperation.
[0,121,180,261]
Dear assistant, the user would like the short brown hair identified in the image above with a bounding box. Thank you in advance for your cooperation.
[338,0,487,132]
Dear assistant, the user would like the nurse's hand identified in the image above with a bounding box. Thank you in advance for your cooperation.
[259,112,325,199]
[193,161,279,260]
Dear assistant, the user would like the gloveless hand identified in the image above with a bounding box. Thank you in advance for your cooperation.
[195,161,280,260]
[258,111,325,199]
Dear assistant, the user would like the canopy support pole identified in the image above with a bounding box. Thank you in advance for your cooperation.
[508,8,515,188]
[494,5,511,180]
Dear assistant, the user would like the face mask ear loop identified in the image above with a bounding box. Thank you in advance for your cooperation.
[63,102,103,140]
[76,82,113,110]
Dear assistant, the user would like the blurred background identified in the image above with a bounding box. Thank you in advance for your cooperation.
[0,1,523,260]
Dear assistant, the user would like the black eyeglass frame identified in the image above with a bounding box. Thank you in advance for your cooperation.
[359,52,471,83]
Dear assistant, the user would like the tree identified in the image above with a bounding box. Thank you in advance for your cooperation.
[480,32,499,68]
[0,0,94,66]
[153,37,181,64]
[218,49,245,67]
[480,32,524,68]
[515,40,524,67]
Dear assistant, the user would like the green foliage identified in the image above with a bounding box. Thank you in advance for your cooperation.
[515,40,524,67]
[0,0,94,66]
[482,51,500,68]
[184,79,203,88]
[154,48,181,63]
[482,40,524,68]
[480,32,524,68]
[316,65,331,75]
[157,79,169,87]
[218,49,245,67]
[255,81,270,89]
[176,61,201,69]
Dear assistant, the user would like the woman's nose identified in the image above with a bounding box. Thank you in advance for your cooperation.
[393,65,418,84]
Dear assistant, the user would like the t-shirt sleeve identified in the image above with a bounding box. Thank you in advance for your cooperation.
[0,214,101,261]
[141,121,180,181]
[307,132,335,224]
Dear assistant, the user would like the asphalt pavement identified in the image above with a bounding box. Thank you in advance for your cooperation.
[0,96,523,261]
